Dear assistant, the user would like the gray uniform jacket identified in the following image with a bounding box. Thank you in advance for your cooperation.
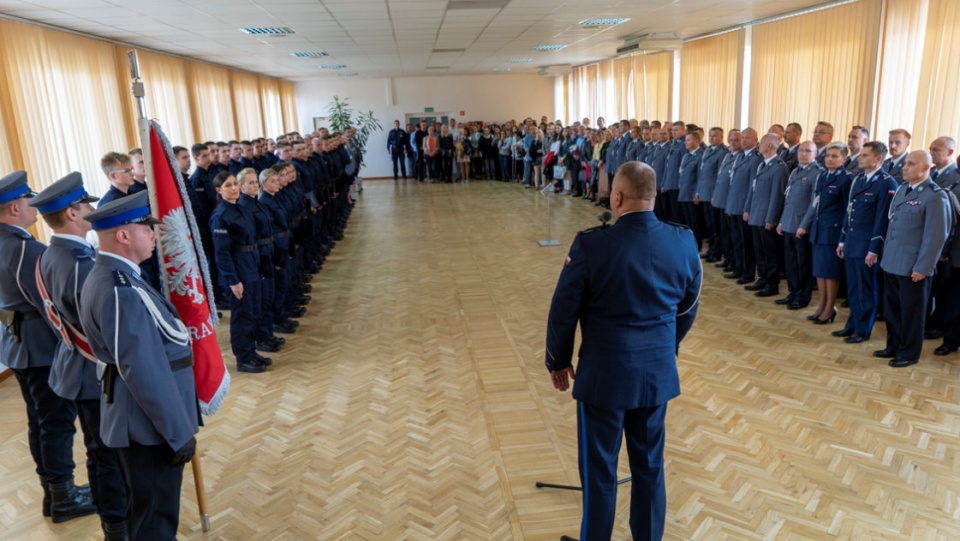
[779,163,822,234]
[725,148,762,215]
[80,253,200,450]
[745,156,789,227]
[0,223,57,369]
[677,149,703,202]
[38,235,100,400]
[697,145,728,203]
[881,178,952,277]
[712,151,740,211]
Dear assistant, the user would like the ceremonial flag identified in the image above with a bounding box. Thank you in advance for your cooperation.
[146,120,230,415]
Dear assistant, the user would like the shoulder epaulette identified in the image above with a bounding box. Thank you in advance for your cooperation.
[70,247,93,260]
[663,220,691,231]
[578,224,610,236]
[113,269,132,287]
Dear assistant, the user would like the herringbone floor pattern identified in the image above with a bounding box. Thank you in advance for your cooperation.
[2,180,960,540]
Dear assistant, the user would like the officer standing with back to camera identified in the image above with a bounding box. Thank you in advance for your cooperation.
[0,171,96,523]
[29,172,129,540]
[79,191,200,541]
[546,161,702,541]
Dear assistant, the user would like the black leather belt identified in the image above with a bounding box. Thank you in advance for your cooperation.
[233,245,257,253]
[170,354,194,372]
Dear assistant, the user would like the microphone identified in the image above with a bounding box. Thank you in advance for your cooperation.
[598,210,612,225]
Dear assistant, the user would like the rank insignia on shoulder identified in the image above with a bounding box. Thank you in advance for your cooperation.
[112,270,131,287]
[579,224,609,235]
[663,220,692,230]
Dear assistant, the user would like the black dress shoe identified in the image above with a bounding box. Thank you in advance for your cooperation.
[714,261,729,268]
[755,287,779,297]
[787,302,808,310]
[237,360,266,373]
[875,312,884,322]
[806,314,820,321]
[254,354,273,367]
[889,358,918,368]
[924,330,944,340]
[724,272,742,279]
[744,283,766,291]
[560,536,579,541]
[774,296,795,305]
[873,348,896,358]
[706,256,721,263]
[935,344,959,356]
[844,334,868,343]
[832,328,854,337]
[256,341,280,353]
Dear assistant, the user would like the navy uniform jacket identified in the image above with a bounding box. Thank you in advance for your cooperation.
[238,194,280,273]
[883,156,906,184]
[677,149,702,203]
[881,179,952,277]
[725,148,762,215]
[782,145,800,172]
[238,156,261,174]
[259,192,291,262]
[844,154,863,176]
[0,224,58,369]
[745,156,789,227]
[210,201,260,286]
[801,168,852,246]
[697,144,728,203]
[37,235,100,400]
[712,150,740,210]
[651,144,670,190]
[228,159,244,175]
[661,139,685,191]
[189,166,218,217]
[79,253,199,450]
[387,128,408,154]
[545,211,701,410]
[98,185,130,208]
[840,169,899,258]
[778,163,821,234]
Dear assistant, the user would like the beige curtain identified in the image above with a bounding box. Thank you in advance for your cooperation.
[188,62,237,141]
[911,0,960,148]
[680,30,744,129]
[231,71,265,140]
[640,52,674,121]
[749,0,882,136]
[134,50,196,148]
[279,81,298,134]
[259,77,284,139]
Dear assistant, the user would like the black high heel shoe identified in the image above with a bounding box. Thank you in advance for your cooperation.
[812,308,838,325]
[806,314,820,321]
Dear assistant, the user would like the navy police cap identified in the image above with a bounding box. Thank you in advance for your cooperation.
[0,171,38,204]
[83,191,161,231]
[28,172,100,214]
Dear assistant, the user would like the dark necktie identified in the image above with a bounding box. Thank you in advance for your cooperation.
[931,169,939,182]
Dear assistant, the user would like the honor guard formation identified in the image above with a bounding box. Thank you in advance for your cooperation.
[0,128,364,540]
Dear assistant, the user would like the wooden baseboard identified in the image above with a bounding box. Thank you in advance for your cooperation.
[0,368,11,384]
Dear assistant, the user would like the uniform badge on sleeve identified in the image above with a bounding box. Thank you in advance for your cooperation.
[564,255,571,266]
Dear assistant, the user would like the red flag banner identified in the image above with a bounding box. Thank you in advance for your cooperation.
[148,120,229,415]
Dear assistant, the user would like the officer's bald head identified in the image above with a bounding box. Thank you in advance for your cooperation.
[902,150,933,184]
[611,162,657,218]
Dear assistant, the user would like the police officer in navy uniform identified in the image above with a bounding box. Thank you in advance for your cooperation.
[924,137,960,340]
[677,131,704,249]
[79,191,200,541]
[0,171,97,523]
[29,173,129,540]
[387,119,409,180]
[697,127,729,263]
[873,151,952,367]
[547,161,702,541]
[832,141,899,343]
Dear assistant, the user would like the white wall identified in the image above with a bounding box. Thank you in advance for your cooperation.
[295,74,555,178]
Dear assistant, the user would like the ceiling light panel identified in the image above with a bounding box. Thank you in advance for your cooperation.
[239,27,296,35]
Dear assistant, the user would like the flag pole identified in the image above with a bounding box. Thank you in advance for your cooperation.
[127,49,212,533]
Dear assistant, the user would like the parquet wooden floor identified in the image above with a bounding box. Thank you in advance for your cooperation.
[2,180,960,540]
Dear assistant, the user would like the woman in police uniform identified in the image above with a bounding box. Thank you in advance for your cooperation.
[210,172,268,373]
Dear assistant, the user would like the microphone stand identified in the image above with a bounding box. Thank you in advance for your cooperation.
[537,180,561,247]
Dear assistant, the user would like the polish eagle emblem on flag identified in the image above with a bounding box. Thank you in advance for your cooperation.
[158,207,204,304]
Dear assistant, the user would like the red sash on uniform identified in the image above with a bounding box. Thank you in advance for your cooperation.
[35,252,98,363]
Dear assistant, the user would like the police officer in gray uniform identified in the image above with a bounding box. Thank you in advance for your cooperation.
[873,151,952,367]
[29,173,129,540]
[79,191,200,541]
[925,137,960,339]
[0,171,96,523]
[777,141,822,309]
[743,133,787,295]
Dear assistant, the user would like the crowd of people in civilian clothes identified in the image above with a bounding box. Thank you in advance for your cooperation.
[395,115,960,368]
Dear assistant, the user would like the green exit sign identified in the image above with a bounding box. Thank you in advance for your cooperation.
[424,107,434,113]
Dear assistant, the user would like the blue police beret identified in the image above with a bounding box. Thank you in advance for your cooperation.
[28,171,100,214]
[0,170,38,204]
[83,191,161,231]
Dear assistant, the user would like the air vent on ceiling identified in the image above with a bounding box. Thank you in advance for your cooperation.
[240,27,295,35]
[432,48,466,53]
[338,72,359,77]
[319,64,347,70]
[533,44,566,51]
[579,18,630,26]
[537,65,573,77]
[492,67,511,72]
[509,58,532,63]
[291,51,328,58]
[448,0,509,9]
[616,33,682,57]
[426,66,450,70]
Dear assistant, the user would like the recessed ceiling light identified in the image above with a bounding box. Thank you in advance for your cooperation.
[291,51,328,58]
[338,72,359,77]
[579,18,630,26]
[240,27,295,35]
[492,67,511,72]
[509,58,533,63]
[319,64,347,70]
[533,44,566,51]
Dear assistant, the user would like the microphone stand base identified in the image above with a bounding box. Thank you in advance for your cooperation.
[538,240,561,247]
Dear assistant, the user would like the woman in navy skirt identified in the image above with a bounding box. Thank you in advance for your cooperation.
[798,142,853,324]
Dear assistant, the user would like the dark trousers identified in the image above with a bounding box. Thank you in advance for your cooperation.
[703,202,722,258]
[726,214,744,276]
[654,192,667,221]
[678,202,701,250]
[843,257,879,337]
[391,151,407,179]
[716,209,731,262]
[884,271,933,361]
[77,398,127,523]
[116,443,184,541]
[784,234,813,303]
[417,151,427,180]
[664,190,680,223]
[577,401,668,541]
[273,264,289,324]
[727,215,755,280]
[13,366,77,484]
[228,278,262,363]
[752,226,780,287]
[926,261,950,332]
[257,274,275,342]
[940,265,960,347]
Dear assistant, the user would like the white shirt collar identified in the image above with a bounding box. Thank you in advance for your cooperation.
[7,224,30,236]
[763,154,777,165]
[51,233,92,247]
[891,153,906,164]
[98,251,141,276]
